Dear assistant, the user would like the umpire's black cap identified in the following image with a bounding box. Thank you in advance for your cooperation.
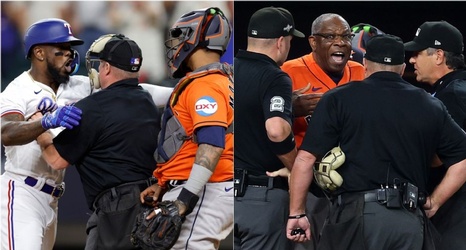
[404,21,464,54]
[364,34,405,65]
[247,7,305,39]
[89,34,142,72]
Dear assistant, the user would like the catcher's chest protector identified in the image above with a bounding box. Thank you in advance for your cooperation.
[155,63,233,164]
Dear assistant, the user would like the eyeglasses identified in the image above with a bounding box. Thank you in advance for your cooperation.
[313,33,355,42]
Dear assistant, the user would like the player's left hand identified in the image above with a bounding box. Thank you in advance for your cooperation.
[41,105,82,130]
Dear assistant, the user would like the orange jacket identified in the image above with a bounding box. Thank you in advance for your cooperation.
[282,52,364,147]
[154,72,234,187]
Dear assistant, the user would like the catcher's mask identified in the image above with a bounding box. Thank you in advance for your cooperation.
[165,7,231,78]
[86,34,142,89]
[350,23,385,64]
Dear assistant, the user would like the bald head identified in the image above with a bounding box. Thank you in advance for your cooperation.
[247,36,293,66]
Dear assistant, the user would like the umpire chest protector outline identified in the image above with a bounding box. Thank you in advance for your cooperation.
[155,62,234,164]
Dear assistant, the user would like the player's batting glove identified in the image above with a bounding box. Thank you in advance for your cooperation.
[41,105,82,130]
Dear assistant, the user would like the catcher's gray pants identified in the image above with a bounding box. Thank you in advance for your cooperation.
[163,181,234,250]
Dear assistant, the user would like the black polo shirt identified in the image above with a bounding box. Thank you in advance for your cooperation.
[432,70,466,130]
[234,50,294,176]
[301,71,466,194]
[54,78,161,209]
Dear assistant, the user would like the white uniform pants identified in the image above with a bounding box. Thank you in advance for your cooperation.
[1,172,58,250]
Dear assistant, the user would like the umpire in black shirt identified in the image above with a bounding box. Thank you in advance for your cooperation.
[286,34,466,250]
[404,21,466,250]
[36,34,161,249]
[234,6,304,250]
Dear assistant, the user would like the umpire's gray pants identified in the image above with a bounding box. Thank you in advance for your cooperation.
[234,186,292,250]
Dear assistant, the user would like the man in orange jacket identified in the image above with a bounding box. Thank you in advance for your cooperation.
[282,13,365,146]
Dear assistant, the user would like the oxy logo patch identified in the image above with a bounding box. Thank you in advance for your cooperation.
[195,96,218,116]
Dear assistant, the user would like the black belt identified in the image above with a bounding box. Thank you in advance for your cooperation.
[247,175,288,190]
[337,189,399,204]
[363,191,379,202]
[93,179,151,210]
[25,176,65,198]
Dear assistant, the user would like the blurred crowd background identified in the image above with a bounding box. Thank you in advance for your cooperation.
[1,1,234,90]
[1,1,233,249]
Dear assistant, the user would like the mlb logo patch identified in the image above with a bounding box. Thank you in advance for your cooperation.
[131,57,140,65]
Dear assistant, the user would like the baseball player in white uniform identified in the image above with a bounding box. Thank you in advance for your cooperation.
[1,18,92,250]
[139,83,173,109]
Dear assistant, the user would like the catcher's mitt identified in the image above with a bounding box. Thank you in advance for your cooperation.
[130,200,183,250]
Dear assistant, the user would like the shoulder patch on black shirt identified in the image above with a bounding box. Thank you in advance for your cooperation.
[270,96,285,112]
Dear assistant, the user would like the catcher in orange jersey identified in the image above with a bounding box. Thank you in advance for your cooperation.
[139,7,234,250]
[280,13,364,250]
